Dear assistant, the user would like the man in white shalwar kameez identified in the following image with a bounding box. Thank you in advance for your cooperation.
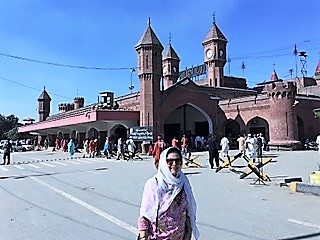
[220,136,230,161]
[245,134,257,162]
[126,137,136,159]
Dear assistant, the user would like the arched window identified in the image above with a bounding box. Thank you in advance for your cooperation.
[146,55,149,69]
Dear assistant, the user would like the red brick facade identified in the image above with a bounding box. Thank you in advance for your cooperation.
[129,21,320,147]
[20,20,320,149]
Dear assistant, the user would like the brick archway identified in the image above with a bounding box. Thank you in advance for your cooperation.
[159,82,218,138]
[247,116,270,141]
[163,103,213,143]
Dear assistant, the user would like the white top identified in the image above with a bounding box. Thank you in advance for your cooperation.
[220,137,229,152]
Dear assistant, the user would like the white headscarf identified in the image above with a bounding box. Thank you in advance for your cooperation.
[140,147,200,239]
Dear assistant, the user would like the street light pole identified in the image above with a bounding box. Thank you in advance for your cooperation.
[129,67,135,93]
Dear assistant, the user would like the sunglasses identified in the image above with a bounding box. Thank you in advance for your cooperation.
[166,158,182,165]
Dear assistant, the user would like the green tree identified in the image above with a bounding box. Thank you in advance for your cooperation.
[0,114,20,140]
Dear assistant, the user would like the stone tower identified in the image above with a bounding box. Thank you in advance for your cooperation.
[264,82,299,145]
[74,97,85,110]
[135,19,163,134]
[202,21,227,87]
[270,70,279,81]
[38,87,51,122]
[162,41,180,90]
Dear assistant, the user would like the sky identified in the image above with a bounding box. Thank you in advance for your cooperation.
[0,0,319,122]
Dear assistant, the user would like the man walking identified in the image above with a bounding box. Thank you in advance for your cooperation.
[2,140,12,165]
[207,134,219,169]
[220,136,230,162]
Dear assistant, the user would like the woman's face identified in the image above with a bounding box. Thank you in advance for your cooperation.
[166,152,182,177]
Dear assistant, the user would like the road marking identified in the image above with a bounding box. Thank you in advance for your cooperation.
[30,177,138,235]
[76,159,94,164]
[40,162,56,168]
[28,164,41,169]
[13,165,25,170]
[85,158,106,163]
[0,166,9,172]
[288,218,320,229]
[17,155,42,161]
[54,161,68,166]
[65,160,82,165]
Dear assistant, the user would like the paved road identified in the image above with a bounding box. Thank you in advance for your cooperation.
[0,150,319,239]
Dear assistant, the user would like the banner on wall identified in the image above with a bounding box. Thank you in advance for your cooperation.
[129,126,153,141]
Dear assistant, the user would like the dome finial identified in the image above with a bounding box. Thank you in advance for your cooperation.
[169,32,172,45]
[212,12,216,25]
[148,17,151,26]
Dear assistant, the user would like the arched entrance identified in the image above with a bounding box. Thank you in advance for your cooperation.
[164,104,212,145]
[224,119,240,149]
[87,128,99,139]
[109,124,128,140]
[70,130,78,139]
[247,117,270,141]
[57,132,63,139]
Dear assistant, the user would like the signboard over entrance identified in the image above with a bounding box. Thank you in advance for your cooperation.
[129,126,153,141]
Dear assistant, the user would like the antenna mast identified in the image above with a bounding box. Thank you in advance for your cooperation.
[299,51,307,77]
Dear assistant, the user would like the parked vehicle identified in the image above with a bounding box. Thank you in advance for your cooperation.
[21,143,34,151]
[12,142,23,152]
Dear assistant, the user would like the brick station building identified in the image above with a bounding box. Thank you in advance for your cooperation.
[19,20,320,149]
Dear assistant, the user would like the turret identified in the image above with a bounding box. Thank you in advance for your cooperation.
[270,70,279,81]
[202,19,227,87]
[74,97,84,109]
[38,87,51,122]
[135,18,163,133]
[264,81,299,144]
[163,39,180,90]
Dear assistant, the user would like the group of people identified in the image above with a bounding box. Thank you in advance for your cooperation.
[237,133,266,162]
[205,133,267,169]
[83,138,100,158]
[114,137,136,160]
[150,134,191,169]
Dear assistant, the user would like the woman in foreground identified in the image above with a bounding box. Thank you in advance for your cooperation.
[137,147,200,240]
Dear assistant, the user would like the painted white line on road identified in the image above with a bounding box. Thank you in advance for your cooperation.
[28,164,41,169]
[85,158,106,163]
[288,218,320,229]
[13,165,25,170]
[39,162,56,168]
[54,161,68,166]
[16,155,42,161]
[0,166,9,172]
[65,160,82,165]
[77,159,94,164]
[30,177,138,235]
